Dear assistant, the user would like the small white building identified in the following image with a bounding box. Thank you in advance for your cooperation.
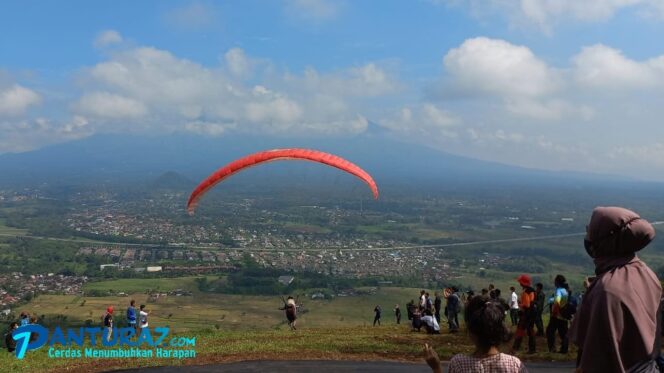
[147,266,163,272]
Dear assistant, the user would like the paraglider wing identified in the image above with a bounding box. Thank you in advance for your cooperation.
[187,148,379,214]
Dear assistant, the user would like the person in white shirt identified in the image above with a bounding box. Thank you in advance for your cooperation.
[509,287,519,326]
[139,304,149,329]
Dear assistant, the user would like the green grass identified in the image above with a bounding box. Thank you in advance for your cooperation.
[0,219,27,236]
[83,277,205,294]
[0,325,575,373]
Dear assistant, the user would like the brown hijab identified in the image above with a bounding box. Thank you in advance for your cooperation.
[571,207,661,372]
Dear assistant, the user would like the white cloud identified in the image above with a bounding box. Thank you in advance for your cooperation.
[0,116,91,153]
[94,30,123,48]
[443,37,560,98]
[285,0,340,20]
[184,121,229,136]
[442,0,659,33]
[0,84,41,116]
[572,44,664,90]
[73,92,148,119]
[163,2,218,30]
[224,48,252,77]
[380,104,459,139]
[72,46,397,136]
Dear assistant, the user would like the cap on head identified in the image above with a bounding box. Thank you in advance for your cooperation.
[517,274,532,288]
[107,306,114,314]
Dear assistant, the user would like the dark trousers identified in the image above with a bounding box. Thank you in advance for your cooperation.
[547,317,569,353]
[434,311,440,324]
[510,309,519,326]
[396,315,401,324]
[535,310,544,335]
[513,312,536,353]
[373,316,380,326]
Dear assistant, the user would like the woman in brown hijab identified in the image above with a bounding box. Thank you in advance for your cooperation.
[570,206,662,372]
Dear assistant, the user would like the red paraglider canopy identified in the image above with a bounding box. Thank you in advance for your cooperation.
[187,148,379,215]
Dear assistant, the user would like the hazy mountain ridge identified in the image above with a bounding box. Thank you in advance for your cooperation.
[0,133,650,189]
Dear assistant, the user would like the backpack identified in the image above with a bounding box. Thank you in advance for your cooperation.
[560,294,578,320]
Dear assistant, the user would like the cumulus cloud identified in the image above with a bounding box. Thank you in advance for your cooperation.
[572,44,664,90]
[94,30,123,48]
[71,46,398,136]
[0,84,41,116]
[73,92,148,119]
[443,37,560,98]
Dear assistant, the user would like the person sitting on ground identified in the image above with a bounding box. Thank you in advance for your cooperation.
[423,296,527,373]
[5,322,18,353]
[28,316,38,342]
[570,206,662,372]
[421,310,441,334]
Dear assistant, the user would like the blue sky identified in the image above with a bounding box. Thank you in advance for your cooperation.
[2,0,664,179]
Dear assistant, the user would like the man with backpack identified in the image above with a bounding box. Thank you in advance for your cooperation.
[547,274,571,354]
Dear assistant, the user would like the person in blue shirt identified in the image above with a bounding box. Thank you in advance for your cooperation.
[547,274,569,353]
[126,300,137,332]
[19,312,29,327]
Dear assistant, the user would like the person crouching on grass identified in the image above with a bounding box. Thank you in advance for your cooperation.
[424,295,527,372]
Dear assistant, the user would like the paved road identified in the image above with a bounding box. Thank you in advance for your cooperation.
[114,360,576,372]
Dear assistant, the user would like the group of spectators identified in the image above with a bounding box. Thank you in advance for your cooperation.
[424,206,664,373]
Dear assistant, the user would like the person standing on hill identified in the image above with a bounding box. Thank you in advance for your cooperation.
[547,275,569,353]
[395,304,401,324]
[434,292,442,324]
[103,306,114,342]
[420,290,427,309]
[512,274,537,354]
[373,305,382,326]
[534,283,546,337]
[279,296,297,330]
[127,299,137,332]
[406,300,415,321]
[446,287,460,333]
[570,207,662,372]
[139,304,150,330]
[509,287,519,326]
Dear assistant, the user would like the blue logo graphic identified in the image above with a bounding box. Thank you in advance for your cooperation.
[11,325,190,359]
